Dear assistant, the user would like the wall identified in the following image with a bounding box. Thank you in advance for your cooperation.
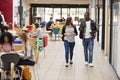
[0,0,13,24]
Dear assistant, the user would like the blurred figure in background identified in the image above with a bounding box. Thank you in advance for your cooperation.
[0,32,14,53]
[0,11,6,33]
[46,17,54,36]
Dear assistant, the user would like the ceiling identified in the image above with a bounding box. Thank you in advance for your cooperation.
[24,0,90,5]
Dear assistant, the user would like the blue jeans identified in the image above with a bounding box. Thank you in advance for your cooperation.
[64,40,75,63]
[83,38,94,63]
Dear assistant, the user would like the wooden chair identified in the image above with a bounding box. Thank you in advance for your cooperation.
[14,28,22,34]
[14,44,23,51]
[29,38,37,48]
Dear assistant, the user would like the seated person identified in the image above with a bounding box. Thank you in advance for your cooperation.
[35,23,42,39]
[60,17,65,22]
[30,23,42,39]
[46,17,54,36]
[0,32,14,53]
[40,20,46,28]
[0,32,15,80]
[17,32,35,65]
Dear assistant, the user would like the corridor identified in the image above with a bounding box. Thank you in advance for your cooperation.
[31,36,118,80]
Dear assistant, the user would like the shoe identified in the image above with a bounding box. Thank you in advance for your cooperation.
[70,60,73,64]
[65,63,69,67]
[85,62,88,66]
[89,63,93,67]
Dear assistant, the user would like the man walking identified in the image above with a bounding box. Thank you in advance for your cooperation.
[79,12,97,67]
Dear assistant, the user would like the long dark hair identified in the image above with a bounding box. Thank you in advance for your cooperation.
[18,32,29,43]
[0,32,14,45]
[65,17,74,27]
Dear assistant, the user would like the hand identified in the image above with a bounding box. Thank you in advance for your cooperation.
[90,32,94,36]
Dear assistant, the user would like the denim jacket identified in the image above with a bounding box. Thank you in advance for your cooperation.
[79,19,97,39]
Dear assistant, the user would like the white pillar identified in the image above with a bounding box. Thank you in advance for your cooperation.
[90,0,96,21]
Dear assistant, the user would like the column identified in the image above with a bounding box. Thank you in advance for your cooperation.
[90,0,96,20]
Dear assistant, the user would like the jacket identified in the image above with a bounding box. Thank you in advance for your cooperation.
[79,19,97,39]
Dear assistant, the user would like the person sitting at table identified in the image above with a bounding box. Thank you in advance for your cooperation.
[0,32,14,53]
[17,31,35,65]
[30,23,42,39]
[0,32,15,79]
[60,17,65,22]
[46,17,54,36]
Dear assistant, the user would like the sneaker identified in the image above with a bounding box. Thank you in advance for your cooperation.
[70,60,73,64]
[89,63,93,67]
[65,63,69,67]
[85,62,88,66]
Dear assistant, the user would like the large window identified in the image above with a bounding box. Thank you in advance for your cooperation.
[53,8,61,21]
[45,8,53,22]
[62,8,68,19]
[111,1,120,78]
[33,7,87,24]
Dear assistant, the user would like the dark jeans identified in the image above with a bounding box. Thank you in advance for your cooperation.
[64,40,75,63]
[83,38,94,63]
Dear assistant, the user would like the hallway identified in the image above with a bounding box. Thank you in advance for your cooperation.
[31,36,118,80]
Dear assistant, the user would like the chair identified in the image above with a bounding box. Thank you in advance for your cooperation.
[53,28,60,40]
[1,53,20,80]
[29,38,42,80]
[14,28,22,34]
[29,38,37,48]
[14,44,23,51]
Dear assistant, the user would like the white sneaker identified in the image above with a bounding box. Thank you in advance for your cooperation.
[65,63,69,67]
[85,62,88,66]
[89,63,93,67]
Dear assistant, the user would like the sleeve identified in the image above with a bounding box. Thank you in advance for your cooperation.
[93,22,97,33]
[1,14,6,25]
[0,44,3,52]
[62,25,65,36]
[74,26,78,36]
[11,44,15,51]
[79,22,83,31]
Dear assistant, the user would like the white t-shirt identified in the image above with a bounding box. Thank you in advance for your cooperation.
[64,26,75,42]
[85,20,92,38]
[36,28,42,39]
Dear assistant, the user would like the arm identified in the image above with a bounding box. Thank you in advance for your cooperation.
[74,26,78,36]
[62,25,65,36]
[0,44,3,52]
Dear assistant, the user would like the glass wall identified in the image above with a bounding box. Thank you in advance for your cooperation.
[53,8,61,22]
[111,0,120,78]
[33,7,87,24]
[45,8,53,22]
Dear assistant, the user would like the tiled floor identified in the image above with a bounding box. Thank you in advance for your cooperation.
[31,36,118,80]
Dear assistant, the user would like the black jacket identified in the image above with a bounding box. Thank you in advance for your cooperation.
[79,19,97,39]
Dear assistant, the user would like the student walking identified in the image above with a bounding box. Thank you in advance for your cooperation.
[79,12,97,67]
[62,17,78,67]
